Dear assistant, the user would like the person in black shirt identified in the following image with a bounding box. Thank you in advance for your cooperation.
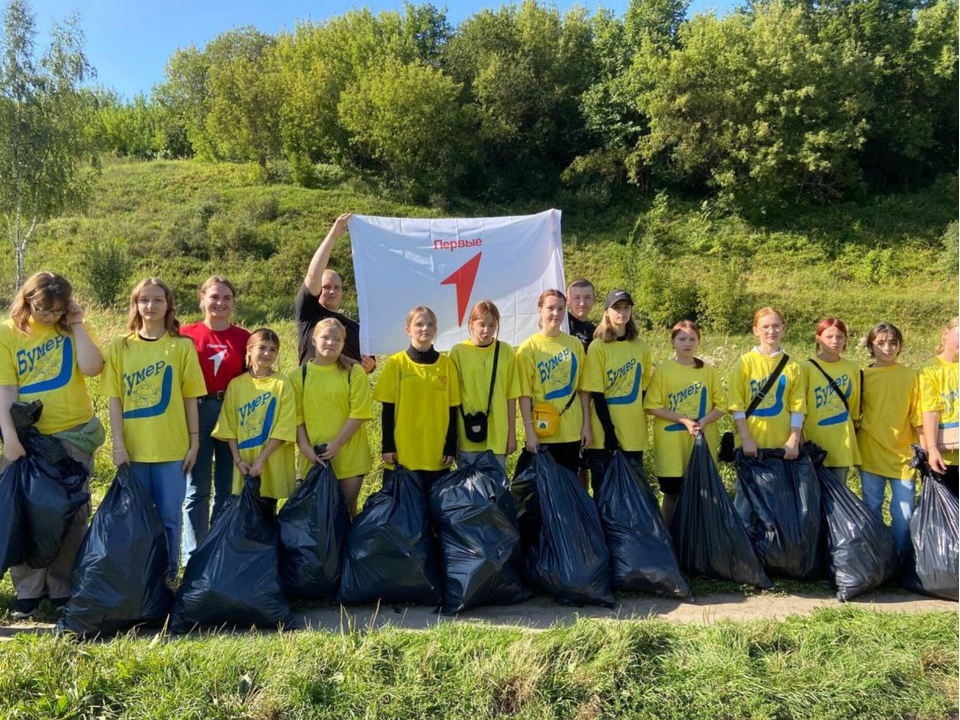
[566,278,597,351]
[295,213,376,372]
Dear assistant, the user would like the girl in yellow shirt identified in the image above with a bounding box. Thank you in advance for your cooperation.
[0,272,104,619]
[374,306,460,494]
[293,318,373,516]
[645,320,726,526]
[857,322,922,556]
[104,278,207,580]
[581,289,653,495]
[517,290,591,477]
[213,329,297,511]
[728,307,806,524]
[920,316,959,494]
[449,301,520,472]
[801,318,861,482]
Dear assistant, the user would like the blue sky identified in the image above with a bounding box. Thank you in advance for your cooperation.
[30,0,732,99]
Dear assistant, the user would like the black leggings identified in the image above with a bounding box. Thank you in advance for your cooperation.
[583,449,644,497]
[943,464,959,497]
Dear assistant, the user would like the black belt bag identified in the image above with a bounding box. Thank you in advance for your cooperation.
[461,341,500,443]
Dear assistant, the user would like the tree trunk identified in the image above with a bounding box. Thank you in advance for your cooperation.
[15,242,25,290]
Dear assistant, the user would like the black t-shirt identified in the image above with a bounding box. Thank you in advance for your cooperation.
[568,315,597,351]
[295,284,363,364]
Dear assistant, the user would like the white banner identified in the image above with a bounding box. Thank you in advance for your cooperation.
[349,210,566,355]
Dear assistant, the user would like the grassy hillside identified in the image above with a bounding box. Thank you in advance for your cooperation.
[3,159,956,335]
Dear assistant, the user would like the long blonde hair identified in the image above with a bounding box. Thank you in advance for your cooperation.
[312,318,356,372]
[125,277,180,345]
[10,272,73,334]
[936,317,959,355]
[594,303,638,342]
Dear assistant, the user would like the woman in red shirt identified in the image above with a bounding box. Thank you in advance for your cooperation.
[180,276,250,562]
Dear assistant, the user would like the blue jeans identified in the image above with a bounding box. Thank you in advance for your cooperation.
[860,470,915,557]
[130,460,188,580]
[182,397,234,563]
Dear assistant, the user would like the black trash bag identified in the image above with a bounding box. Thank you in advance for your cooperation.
[277,456,351,602]
[339,466,442,606]
[429,451,531,614]
[671,435,773,589]
[511,450,614,606]
[0,460,25,576]
[56,465,173,636]
[3,401,90,569]
[171,476,293,632]
[597,451,691,598]
[734,447,822,580]
[807,443,898,602]
[901,446,959,601]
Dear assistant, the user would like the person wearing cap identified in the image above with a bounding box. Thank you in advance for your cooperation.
[581,290,654,495]
[296,213,376,372]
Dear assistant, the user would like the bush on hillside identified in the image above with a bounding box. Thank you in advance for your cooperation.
[79,238,132,308]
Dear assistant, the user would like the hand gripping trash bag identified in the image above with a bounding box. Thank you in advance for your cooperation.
[806,443,897,601]
[339,466,443,606]
[511,451,614,606]
[4,401,90,568]
[277,458,351,601]
[734,447,821,580]
[597,451,690,598]
[56,465,173,636]
[171,476,293,632]
[671,435,772,589]
[429,451,531,614]
[0,459,25,576]
[901,447,959,601]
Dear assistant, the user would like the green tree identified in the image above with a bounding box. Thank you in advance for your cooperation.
[637,1,874,210]
[339,56,476,199]
[0,0,95,288]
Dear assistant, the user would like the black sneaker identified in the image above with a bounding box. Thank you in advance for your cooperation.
[12,598,40,620]
[51,597,70,614]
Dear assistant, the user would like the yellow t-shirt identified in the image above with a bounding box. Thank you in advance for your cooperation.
[919,356,959,466]
[373,351,461,472]
[102,333,207,463]
[0,318,97,434]
[516,332,585,445]
[582,337,654,451]
[857,364,921,480]
[801,358,862,468]
[292,361,373,479]
[449,340,521,455]
[212,372,297,499]
[727,350,806,450]
[644,359,727,478]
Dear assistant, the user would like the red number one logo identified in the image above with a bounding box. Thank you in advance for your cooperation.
[441,251,482,326]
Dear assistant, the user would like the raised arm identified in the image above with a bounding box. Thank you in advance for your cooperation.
[304,213,352,296]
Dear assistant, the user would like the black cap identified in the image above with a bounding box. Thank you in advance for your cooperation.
[604,289,634,310]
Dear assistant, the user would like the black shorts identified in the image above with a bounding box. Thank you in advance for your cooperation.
[541,441,582,476]
[657,476,683,495]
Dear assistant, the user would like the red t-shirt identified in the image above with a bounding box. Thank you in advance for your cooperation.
[180,322,251,394]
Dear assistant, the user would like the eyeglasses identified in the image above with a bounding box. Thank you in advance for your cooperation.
[32,305,65,319]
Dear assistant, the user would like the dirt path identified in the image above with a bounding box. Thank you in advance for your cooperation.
[1,590,954,638]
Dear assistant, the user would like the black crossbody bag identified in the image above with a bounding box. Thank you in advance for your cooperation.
[460,341,500,443]
[719,353,790,462]
[809,358,852,416]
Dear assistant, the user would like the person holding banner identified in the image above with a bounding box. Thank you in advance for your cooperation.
[517,290,591,474]
[450,301,521,471]
[582,290,654,495]
[296,213,376,373]
[374,306,460,493]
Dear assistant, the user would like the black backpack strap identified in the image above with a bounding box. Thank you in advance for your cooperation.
[809,358,850,413]
[745,353,789,418]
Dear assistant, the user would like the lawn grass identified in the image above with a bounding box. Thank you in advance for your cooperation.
[0,607,955,719]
